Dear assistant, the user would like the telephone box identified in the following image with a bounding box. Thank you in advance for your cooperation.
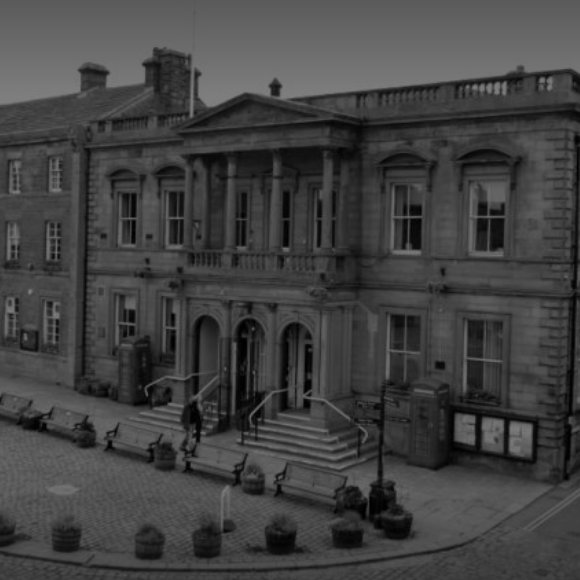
[117,336,152,405]
[407,378,450,469]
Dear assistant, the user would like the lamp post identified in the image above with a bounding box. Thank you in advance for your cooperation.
[368,380,396,524]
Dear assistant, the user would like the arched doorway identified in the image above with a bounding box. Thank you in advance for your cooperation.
[281,323,313,410]
[193,316,220,394]
[234,319,266,412]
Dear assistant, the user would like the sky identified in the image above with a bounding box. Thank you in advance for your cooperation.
[1,0,579,107]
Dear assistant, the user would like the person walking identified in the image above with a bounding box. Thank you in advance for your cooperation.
[180,394,203,451]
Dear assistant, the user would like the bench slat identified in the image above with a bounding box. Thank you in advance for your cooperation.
[104,422,163,462]
[274,461,347,508]
[182,443,247,485]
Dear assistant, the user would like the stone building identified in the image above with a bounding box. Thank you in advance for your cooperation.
[3,48,580,482]
[0,47,200,387]
[84,64,580,482]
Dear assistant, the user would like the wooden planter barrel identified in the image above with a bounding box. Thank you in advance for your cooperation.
[135,536,164,559]
[52,529,81,552]
[331,527,364,549]
[0,531,16,547]
[75,431,96,448]
[192,530,221,558]
[379,511,413,539]
[154,455,176,471]
[241,473,265,495]
[265,527,296,555]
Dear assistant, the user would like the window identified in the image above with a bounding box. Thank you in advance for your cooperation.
[117,191,138,247]
[165,190,184,247]
[313,186,337,249]
[391,183,423,253]
[115,294,137,348]
[281,189,292,250]
[3,296,19,340]
[235,190,249,249]
[463,319,503,403]
[386,313,421,383]
[468,179,507,255]
[6,222,20,261]
[48,156,63,192]
[8,160,21,194]
[161,297,177,363]
[42,299,60,350]
[45,222,62,262]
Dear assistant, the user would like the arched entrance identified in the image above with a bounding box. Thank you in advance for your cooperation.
[281,323,313,410]
[233,319,266,412]
[193,316,220,394]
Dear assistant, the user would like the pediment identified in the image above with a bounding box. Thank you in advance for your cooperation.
[178,94,350,133]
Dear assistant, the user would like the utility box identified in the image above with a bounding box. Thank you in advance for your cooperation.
[117,336,152,405]
[407,378,450,469]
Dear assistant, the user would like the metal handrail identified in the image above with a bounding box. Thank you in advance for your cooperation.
[303,390,369,445]
[143,370,216,398]
[197,374,220,402]
[241,388,289,445]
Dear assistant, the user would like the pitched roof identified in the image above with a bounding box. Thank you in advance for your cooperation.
[0,84,152,136]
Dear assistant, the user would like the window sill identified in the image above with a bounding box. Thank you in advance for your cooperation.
[459,395,501,407]
[40,344,60,355]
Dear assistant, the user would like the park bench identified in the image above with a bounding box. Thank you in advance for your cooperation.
[39,406,89,438]
[182,443,247,485]
[104,422,163,462]
[274,462,348,507]
[0,392,33,423]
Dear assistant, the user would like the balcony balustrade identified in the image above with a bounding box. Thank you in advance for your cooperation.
[188,250,350,281]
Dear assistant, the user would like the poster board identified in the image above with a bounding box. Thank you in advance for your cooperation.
[452,408,537,463]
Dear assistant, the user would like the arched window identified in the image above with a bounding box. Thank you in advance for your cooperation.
[378,152,435,255]
[456,148,520,257]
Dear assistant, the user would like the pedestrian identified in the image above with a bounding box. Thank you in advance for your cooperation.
[180,394,203,452]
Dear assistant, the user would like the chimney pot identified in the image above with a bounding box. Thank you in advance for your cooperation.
[78,62,109,92]
[269,78,282,97]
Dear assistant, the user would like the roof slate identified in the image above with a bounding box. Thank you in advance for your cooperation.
[0,85,152,136]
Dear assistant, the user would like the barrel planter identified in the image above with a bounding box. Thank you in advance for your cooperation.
[0,514,16,547]
[241,473,265,495]
[331,526,364,549]
[0,531,16,547]
[192,530,221,558]
[153,442,177,471]
[379,509,413,539]
[21,411,42,430]
[52,528,81,552]
[265,526,296,555]
[135,535,164,559]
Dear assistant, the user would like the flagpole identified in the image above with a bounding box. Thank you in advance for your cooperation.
[189,0,197,118]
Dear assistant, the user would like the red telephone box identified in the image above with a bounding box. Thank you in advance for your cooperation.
[117,336,152,405]
[408,378,450,469]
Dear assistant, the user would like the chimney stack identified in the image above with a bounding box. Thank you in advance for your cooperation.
[78,63,109,92]
[143,47,192,111]
[269,78,282,97]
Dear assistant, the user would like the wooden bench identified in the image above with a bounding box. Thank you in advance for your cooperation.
[39,406,89,438]
[0,393,33,423]
[182,443,247,485]
[104,422,163,462]
[274,462,348,507]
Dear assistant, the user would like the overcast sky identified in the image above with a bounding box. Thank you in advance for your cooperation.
[1,0,579,107]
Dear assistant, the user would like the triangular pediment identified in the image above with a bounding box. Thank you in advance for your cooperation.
[177,93,355,133]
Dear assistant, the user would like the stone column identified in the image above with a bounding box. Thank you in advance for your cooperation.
[337,151,350,251]
[183,156,195,248]
[268,149,283,251]
[321,149,335,250]
[197,157,211,249]
[225,153,237,250]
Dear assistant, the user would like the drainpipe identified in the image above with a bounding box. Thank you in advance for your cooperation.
[564,135,580,479]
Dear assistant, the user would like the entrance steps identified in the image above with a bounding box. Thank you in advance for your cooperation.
[236,411,378,471]
[126,402,224,440]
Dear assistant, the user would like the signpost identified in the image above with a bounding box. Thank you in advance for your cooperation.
[368,380,396,523]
